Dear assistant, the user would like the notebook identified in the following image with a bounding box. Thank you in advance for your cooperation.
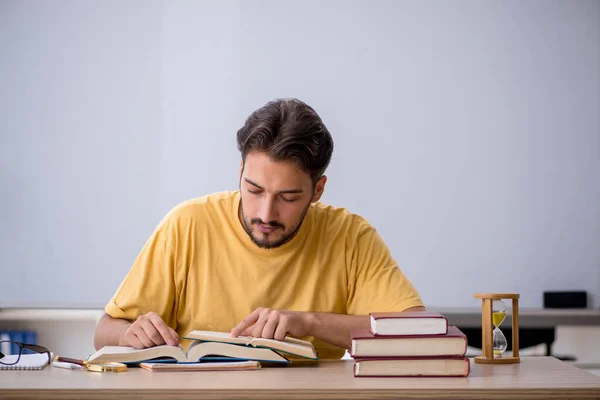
[139,360,261,372]
[0,354,50,370]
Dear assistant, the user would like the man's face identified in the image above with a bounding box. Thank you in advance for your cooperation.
[239,151,326,249]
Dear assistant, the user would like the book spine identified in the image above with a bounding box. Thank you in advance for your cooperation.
[353,358,470,378]
[352,355,468,361]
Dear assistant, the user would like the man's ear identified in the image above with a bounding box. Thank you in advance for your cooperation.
[311,175,327,203]
[239,160,244,180]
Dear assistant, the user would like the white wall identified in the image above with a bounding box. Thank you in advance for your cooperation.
[1,0,599,309]
[0,0,164,306]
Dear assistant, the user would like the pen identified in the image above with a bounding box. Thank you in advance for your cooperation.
[52,360,84,370]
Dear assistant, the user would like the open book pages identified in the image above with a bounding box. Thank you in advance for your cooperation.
[88,340,289,364]
[183,330,318,360]
[139,360,261,372]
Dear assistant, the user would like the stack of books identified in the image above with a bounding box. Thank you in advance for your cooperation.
[350,311,470,377]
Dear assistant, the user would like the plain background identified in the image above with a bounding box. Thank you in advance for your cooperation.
[1,0,599,309]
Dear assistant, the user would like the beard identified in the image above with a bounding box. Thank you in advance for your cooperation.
[240,200,311,249]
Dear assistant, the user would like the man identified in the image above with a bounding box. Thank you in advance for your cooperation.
[94,98,425,359]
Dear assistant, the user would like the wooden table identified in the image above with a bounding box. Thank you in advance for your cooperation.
[2,357,600,399]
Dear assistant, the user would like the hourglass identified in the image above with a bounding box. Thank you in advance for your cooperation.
[474,293,520,364]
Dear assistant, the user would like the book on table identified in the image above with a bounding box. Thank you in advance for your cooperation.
[369,311,448,335]
[353,356,470,377]
[88,330,318,365]
[351,325,468,357]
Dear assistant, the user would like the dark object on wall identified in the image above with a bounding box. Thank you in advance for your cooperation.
[543,291,587,309]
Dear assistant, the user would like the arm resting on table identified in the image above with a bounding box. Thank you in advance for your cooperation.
[93,313,132,350]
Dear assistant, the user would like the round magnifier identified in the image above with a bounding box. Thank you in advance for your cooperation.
[56,356,127,372]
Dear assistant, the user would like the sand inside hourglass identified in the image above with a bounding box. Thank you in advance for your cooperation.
[492,300,508,356]
[492,311,506,327]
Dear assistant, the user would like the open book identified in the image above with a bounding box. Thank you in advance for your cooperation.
[183,330,318,360]
[88,330,318,365]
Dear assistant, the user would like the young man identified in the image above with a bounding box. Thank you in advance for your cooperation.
[94,98,425,359]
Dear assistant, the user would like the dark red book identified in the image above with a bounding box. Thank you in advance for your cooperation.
[351,325,468,358]
[353,356,470,377]
[369,311,448,335]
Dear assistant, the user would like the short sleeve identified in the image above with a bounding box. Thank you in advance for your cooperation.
[347,225,424,315]
[104,216,179,329]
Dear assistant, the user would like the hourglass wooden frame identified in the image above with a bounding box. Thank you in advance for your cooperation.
[474,293,520,364]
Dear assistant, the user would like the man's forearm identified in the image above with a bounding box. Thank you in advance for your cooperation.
[93,313,131,350]
[307,313,370,350]
[306,306,426,350]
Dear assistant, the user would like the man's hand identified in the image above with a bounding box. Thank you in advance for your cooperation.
[121,312,179,349]
[230,307,315,340]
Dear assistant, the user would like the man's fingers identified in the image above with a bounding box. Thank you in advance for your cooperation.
[261,313,278,339]
[149,314,179,346]
[273,315,289,341]
[231,309,261,337]
[251,311,271,338]
[168,327,180,346]
[133,330,155,348]
[143,320,168,346]
[125,331,145,349]
[240,326,254,336]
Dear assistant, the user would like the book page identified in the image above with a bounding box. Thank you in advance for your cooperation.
[184,330,250,345]
[183,330,316,359]
[250,337,317,359]
[88,344,186,363]
[90,344,182,356]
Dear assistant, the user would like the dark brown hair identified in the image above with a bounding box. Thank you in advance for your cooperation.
[236,98,334,183]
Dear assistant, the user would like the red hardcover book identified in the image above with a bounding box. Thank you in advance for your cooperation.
[353,356,470,378]
[369,311,448,335]
[350,326,468,358]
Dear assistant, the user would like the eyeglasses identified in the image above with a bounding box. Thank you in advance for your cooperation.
[0,340,51,365]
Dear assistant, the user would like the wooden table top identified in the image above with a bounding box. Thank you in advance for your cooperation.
[1,357,600,399]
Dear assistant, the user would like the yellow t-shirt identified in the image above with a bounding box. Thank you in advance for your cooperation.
[105,190,423,359]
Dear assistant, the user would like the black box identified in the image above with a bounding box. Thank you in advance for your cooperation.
[543,291,588,308]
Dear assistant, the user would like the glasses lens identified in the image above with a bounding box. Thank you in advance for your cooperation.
[0,342,51,365]
[0,341,22,365]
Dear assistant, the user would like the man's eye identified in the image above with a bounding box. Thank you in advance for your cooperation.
[248,189,261,195]
[281,197,298,203]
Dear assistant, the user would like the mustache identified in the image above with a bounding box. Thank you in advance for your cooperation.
[251,218,285,230]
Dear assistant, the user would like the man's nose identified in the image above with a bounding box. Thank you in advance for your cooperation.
[258,197,278,223]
